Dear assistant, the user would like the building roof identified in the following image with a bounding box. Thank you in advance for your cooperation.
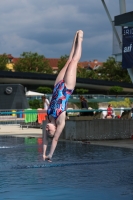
[6,54,103,70]
[7,54,14,59]
[46,58,59,70]
[79,60,103,69]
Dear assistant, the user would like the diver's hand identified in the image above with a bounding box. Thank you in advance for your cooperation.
[43,155,52,162]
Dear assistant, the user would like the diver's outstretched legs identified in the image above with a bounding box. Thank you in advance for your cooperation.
[54,31,79,86]
[64,30,83,89]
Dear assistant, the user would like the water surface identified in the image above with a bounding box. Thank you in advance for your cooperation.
[0,136,133,200]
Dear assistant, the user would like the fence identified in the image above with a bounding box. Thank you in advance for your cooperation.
[0,108,132,126]
[0,109,24,125]
[27,94,133,103]
[0,108,133,140]
[0,109,47,128]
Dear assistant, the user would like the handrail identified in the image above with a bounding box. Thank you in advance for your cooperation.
[0,108,131,115]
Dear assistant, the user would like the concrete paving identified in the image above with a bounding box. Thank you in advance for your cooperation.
[0,125,42,138]
[90,139,133,149]
[0,125,133,149]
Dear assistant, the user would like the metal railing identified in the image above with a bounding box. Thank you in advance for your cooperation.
[0,108,132,126]
[27,94,133,103]
[0,109,25,125]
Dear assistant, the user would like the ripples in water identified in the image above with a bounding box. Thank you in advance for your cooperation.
[0,136,133,200]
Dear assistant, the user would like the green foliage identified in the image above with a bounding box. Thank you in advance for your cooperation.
[95,57,131,83]
[77,56,131,83]
[109,98,131,108]
[28,99,42,109]
[14,52,52,73]
[36,86,52,94]
[109,86,123,94]
[75,88,89,94]
[88,102,98,109]
[57,55,68,73]
[74,101,98,109]
[77,67,89,78]
[125,98,131,105]
[0,54,8,71]
[74,102,81,109]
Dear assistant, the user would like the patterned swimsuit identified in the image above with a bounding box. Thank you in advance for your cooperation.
[47,80,73,120]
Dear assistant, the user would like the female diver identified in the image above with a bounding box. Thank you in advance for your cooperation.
[43,30,83,161]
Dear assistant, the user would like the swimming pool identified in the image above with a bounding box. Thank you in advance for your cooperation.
[0,136,133,200]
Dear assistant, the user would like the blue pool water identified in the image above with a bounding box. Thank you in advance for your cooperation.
[0,136,133,200]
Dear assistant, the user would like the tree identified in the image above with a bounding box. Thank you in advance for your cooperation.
[77,56,131,83]
[0,54,8,71]
[28,99,41,109]
[14,52,53,73]
[94,57,131,83]
[77,66,89,78]
[36,86,52,94]
[109,86,123,95]
[76,88,89,94]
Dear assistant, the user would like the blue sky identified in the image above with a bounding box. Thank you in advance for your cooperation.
[0,0,132,61]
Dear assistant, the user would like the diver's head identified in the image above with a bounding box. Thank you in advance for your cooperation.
[46,123,56,138]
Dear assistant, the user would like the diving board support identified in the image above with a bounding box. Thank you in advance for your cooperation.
[101,0,133,83]
[119,0,133,83]
[101,0,122,49]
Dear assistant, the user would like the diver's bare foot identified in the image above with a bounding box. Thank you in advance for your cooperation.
[69,31,79,60]
[78,30,83,40]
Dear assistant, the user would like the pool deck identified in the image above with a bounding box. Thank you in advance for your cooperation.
[0,125,133,149]
[0,125,42,138]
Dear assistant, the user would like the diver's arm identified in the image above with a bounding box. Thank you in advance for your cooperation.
[47,119,65,159]
[42,128,49,160]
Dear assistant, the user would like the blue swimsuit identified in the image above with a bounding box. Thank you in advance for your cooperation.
[47,80,73,120]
